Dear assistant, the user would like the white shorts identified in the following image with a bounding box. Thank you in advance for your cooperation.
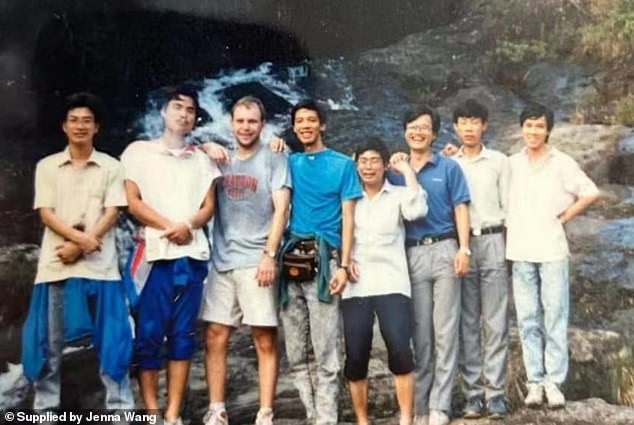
[200,266,278,327]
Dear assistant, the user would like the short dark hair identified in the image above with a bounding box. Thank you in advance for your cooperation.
[291,100,326,125]
[163,84,201,118]
[354,137,390,164]
[62,92,104,124]
[403,105,441,134]
[520,102,554,131]
[452,99,489,123]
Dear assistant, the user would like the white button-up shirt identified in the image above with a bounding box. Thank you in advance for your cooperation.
[454,146,509,232]
[121,141,221,262]
[344,180,428,299]
[506,147,599,262]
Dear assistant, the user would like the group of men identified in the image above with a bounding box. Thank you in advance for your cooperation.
[21,86,599,425]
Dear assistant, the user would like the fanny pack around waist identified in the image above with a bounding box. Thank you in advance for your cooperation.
[282,240,318,282]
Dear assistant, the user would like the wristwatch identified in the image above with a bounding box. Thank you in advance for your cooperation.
[263,249,276,259]
[339,264,351,277]
[459,247,472,256]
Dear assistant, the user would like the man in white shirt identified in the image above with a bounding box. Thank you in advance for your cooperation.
[450,99,510,420]
[506,103,599,409]
[121,85,221,425]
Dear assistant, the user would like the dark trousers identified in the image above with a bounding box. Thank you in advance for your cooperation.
[342,293,414,380]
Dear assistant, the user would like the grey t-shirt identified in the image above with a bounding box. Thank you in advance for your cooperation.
[212,144,291,271]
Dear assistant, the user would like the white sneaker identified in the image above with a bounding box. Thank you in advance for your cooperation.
[524,383,544,407]
[544,382,566,409]
[413,414,429,425]
[255,407,274,425]
[164,418,183,425]
[429,410,450,425]
[203,407,229,425]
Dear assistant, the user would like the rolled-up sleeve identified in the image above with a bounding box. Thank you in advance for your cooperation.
[399,185,428,221]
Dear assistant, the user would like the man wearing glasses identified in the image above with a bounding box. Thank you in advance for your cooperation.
[389,105,470,425]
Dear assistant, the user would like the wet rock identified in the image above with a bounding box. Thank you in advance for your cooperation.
[0,244,39,367]
[567,216,634,291]
[521,62,599,120]
[609,131,634,186]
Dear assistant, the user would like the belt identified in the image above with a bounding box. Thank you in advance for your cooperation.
[405,232,456,247]
[471,225,504,237]
[293,240,339,261]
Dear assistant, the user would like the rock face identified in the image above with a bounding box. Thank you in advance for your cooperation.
[0,244,39,370]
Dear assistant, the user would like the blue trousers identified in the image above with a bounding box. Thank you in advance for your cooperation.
[134,258,207,370]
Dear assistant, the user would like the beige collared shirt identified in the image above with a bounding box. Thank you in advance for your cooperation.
[121,141,221,262]
[454,145,509,233]
[506,147,599,262]
[33,148,126,284]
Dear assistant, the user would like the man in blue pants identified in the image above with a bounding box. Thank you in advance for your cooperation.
[22,92,134,412]
[122,85,220,425]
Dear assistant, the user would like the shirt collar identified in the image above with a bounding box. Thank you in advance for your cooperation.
[157,142,197,158]
[57,147,102,167]
[519,145,558,160]
[362,179,394,198]
[456,145,492,160]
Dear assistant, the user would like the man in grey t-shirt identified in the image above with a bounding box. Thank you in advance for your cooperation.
[200,96,291,425]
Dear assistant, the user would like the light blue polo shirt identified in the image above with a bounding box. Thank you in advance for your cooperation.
[388,153,470,239]
[289,148,362,248]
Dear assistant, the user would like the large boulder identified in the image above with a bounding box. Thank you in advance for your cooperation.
[0,244,39,368]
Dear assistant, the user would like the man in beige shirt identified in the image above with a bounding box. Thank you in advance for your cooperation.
[450,100,509,420]
[21,92,134,410]
[506,103,599,409]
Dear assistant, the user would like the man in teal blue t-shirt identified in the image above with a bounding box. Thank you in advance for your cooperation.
[280,100,362,425]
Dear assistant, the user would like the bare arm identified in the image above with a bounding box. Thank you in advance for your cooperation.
[453,202,470,277]
[559,193,600,225]
[266,187,290,254]
[255,187,291,287]
[87,206,119,239]
[188,186,215,229]
[329,199,356,294]
[124,180,172,230]
[340,199,356,267]
[40,208,101,253]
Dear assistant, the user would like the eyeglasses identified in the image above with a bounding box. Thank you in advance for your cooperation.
[406,124,432,132]
[357,158,384,166]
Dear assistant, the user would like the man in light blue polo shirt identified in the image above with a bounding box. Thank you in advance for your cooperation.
[389,105,470,425]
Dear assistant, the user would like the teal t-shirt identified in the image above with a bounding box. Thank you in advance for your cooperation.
[288,148,362,248]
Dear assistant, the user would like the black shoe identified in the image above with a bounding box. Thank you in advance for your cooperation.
[463,395,483,419]
[486,395,507,420]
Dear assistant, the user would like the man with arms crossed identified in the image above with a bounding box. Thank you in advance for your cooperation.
[389,105,471,425]
[506,103,599,409]
[450,99,509,420]
[278,100,362,425]
[200,96,291,425]
[22,92,134,412]
[122,86,220,425]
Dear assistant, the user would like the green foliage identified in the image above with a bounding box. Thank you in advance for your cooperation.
[578,0,634,64]
[491,40,549,65]
[614,95,634,126]
[479,0,583,83]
